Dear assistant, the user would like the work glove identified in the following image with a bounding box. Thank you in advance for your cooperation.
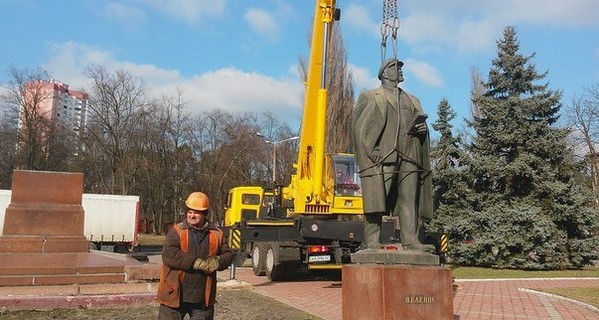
[198,256,221,273]
[192,258,205,270]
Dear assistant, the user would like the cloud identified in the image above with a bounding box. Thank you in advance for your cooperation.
[343,4,378,36]
[345,0,599,54]
[244,8,279,42]
[349,63,378,93]
[42,42,303,122]
[135,0,226,24]
[104,2,147,30]
[403,59,443,88]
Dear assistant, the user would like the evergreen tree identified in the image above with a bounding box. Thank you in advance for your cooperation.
[462,26,599,269]
[428,99,473,260]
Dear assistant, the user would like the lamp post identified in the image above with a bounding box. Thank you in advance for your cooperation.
[256,133,299,184]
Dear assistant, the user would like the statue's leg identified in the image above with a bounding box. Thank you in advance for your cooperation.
[363,212,383,249]
[397,164,434,251]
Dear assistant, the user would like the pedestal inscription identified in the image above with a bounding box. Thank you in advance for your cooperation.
[342,264,454,320]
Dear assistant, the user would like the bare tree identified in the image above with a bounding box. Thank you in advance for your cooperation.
[566,82,599,204]
[1,67,57,171]
[325,23,354,153]
[82,64,148,195]
[469,66,485,119]
[299,22,355,154]
[0,105,18,187]
[139,91,195,233]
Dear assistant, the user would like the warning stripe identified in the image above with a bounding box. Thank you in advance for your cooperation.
[440,234,449,253]
[228,229,241,249]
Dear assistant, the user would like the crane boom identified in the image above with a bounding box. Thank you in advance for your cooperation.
[289,0,339,214]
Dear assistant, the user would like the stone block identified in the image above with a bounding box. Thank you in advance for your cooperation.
[43,236,89,253]
[3,205,84,236]
[342,264,454,320]
[34,273,126,286]
[125,264,161,281]
[10,170,83,205]
[0,236,45,253]
[351,248,440,265]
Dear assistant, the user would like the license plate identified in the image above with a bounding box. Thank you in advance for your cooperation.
[308,255,331,262]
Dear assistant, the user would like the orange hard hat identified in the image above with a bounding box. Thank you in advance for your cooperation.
[185,192,210,211]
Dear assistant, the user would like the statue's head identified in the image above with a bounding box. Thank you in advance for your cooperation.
[378,59,404,88]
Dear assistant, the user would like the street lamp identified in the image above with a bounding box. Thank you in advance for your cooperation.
[256,133,299,184]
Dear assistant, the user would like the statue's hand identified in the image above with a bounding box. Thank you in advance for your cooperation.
[410,123,428,136]
[370,149,382,163]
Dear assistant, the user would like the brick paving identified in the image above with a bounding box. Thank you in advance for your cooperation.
[231,267,599,320]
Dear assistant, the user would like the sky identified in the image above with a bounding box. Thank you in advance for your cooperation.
[1,0,598,135]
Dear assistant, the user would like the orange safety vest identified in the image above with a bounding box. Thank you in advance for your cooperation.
[156,223,224,308]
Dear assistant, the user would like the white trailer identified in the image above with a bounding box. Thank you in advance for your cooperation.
[0,190,140,252]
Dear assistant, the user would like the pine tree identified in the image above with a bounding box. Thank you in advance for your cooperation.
[462,26,599,269]
[429,99,470,244]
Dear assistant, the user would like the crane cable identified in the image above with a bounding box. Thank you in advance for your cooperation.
[358,0,431,178]
[380,0,399,63]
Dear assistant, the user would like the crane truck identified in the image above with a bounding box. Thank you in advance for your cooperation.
[223,0,441,281]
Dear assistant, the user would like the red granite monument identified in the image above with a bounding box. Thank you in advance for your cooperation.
[342,263,454,320]
[1,170,88,253]
[0,170,148,286]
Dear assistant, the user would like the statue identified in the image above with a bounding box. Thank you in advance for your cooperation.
[352,58,434,252]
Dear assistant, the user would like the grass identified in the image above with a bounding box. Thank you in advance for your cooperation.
[450,265,599,279]
[450,265,599,309]
[537,287,599,308]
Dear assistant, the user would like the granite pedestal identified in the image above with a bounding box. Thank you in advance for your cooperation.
[342,263,454,320]
[0,170,142,286]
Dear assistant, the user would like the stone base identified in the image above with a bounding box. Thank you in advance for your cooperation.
[351,248,440,265]
[0,235,89,253]
[342,264,454,320]
[0,252,147,286]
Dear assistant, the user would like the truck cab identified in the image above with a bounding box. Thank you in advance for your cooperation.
[224,186,276,227]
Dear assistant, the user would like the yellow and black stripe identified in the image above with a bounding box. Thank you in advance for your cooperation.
[228,228,242,249]
[439,234,449,254]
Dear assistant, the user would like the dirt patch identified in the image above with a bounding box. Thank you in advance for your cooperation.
[0,289,321,320]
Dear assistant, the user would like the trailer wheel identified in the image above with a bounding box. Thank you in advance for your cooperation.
[251,242,266,276]
[265,242,285,281]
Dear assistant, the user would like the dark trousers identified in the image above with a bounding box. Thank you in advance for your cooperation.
[158,303,214,320]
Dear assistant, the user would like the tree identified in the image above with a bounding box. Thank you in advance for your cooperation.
[566,82,599,204]
[0,67,72,172]
[428,99,471,248]
[0,104,18,188]
[299,19,354,154]
[133,91,196,233]
[82,64,148,195]
[462,26,599,269]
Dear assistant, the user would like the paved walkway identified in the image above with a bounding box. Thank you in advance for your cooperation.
[231,267,599,320]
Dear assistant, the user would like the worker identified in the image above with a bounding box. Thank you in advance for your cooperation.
[352,58,434,252]
[156,191,235,319]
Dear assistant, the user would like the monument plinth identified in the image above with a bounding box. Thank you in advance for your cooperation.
[342,264,454,320]
[1,170,88,253]
[0,170,145,286]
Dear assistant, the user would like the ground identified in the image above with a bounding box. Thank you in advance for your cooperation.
[0,289,320,320]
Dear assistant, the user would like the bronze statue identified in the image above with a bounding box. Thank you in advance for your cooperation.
[352,58,433,251]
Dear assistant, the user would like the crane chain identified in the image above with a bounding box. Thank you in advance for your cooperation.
[381,0,399,63]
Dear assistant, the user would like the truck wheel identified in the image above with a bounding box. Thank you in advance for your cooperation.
[251,243,266,276]
[265,242,285,281]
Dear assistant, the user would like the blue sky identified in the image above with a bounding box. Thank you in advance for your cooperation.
[1,0,598,134]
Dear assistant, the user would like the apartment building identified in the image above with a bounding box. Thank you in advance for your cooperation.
[22,79,88,134]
